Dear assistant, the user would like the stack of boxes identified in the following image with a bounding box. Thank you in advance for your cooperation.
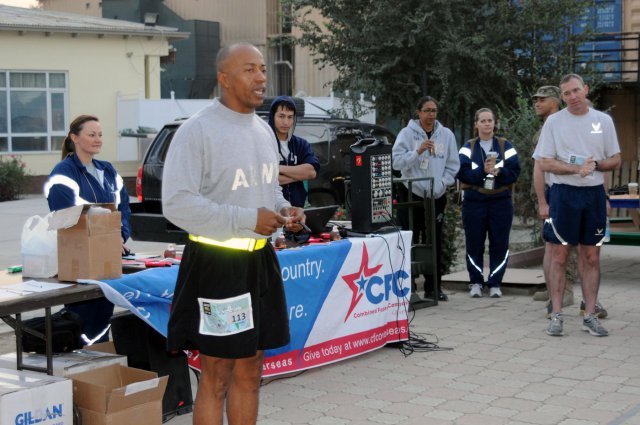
[1,204,169,424]
[0,344,168,425]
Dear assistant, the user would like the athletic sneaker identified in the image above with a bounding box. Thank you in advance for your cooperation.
[546,290,581,319]
[580,300,608,319]
[469,283,483,298]
[582,314,609,337]
[546,313,564,336]
[489,287,502,298]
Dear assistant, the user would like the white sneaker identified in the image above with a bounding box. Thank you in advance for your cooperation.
[489,287,502,298]
[469,283,482,298]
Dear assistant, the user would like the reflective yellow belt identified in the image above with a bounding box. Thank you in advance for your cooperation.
[189,234,267,251]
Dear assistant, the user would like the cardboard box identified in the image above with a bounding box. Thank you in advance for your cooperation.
[69,364,167,425]
[51,204,122,281]
[0,345,127,377]
[0,367,73,425]
[85,341,118,354]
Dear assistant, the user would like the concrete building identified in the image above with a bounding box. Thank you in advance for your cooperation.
[0,5,187,185]
[584,0,640,162]
[2,1,638,190]
[37,0,339,100]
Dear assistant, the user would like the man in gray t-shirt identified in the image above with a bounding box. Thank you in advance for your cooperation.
[534,74,621,338]
[162,43,304,425]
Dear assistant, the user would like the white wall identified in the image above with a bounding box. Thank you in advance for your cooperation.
[116,93,211,161]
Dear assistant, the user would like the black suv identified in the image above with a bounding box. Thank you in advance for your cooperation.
[130,99,396,243]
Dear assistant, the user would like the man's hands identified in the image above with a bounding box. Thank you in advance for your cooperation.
[279,164,316,185]
[254,207,306,236]
[255,207,288,236]
[538,202,549,220]
[282,207,306,232]
[579,156,597,177]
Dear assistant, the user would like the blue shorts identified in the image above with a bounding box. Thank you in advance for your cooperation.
[543,184,606,246]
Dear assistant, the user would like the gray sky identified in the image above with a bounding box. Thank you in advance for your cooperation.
[0,0,38,7]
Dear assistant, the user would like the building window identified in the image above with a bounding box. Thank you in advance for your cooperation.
[0,71,68,153]
[269,42,293,96]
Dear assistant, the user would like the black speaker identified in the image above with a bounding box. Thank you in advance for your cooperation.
[350,137,393,233]
[110,312,193,422]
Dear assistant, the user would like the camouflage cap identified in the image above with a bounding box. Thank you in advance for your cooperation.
[532,86,561,101]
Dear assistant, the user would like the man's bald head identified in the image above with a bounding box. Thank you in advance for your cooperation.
[216,43,261,73]
[216,42,267,113]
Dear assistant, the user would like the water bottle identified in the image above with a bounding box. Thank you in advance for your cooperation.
[604,218,610,243]
[164,243,176,258]
[330,225,341,241]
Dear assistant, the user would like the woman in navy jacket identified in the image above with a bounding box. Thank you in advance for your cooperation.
[44,114,131,344]
[457,108,520,299]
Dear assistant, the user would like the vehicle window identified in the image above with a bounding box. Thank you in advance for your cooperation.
[158,129,177,163]
[295,124,331,166]
[145,126,177,164]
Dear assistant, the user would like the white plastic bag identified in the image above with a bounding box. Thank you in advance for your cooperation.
[21,213,58,278]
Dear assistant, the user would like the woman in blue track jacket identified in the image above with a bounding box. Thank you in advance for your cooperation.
[44,114,131,344]
[457,108,520,299]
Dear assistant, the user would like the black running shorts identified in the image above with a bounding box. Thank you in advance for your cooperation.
[167,241,290,358]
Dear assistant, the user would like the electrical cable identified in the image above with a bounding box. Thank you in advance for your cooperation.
[260,369,308,386]
[376,209,453,355]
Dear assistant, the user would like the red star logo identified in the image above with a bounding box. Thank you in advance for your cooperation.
[342,243,382,322]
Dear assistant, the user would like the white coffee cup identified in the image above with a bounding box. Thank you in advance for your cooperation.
[629,182,638,195]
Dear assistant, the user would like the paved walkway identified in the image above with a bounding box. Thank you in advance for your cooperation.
[1,197,639,424]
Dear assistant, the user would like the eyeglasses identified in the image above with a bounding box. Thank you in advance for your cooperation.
[420,108,438,114]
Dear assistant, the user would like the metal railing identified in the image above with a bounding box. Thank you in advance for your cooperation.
[574,32,640,83]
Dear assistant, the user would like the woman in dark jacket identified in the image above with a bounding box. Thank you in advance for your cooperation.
[44,114,131,344]
[457,108,520,299]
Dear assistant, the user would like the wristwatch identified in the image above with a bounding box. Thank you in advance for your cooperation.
[594,160,599,171]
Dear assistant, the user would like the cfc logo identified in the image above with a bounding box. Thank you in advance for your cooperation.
[341,243,409,322]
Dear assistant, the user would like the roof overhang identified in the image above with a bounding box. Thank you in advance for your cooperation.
[0,5,189,41]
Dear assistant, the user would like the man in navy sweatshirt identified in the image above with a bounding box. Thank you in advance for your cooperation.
[268,96,319,207]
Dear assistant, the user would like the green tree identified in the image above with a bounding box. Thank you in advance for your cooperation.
[283,0,592,127]
[499,91,542,242]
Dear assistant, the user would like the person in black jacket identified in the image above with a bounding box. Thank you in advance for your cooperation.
[268,96,320,207]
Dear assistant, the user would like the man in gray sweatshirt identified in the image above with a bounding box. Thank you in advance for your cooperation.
[162,43,304,425]
[392,96,460,301]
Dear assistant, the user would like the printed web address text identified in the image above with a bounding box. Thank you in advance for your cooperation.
[262,320,408,377]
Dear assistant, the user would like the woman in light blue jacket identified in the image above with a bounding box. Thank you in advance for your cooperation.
[392,96,460,301]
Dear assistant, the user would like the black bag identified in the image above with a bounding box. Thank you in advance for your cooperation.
[110,312,193,422]
[21,309,84,354]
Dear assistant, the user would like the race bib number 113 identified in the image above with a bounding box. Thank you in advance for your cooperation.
[198,293,254,336]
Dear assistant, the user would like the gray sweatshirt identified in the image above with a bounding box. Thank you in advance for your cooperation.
[162,99,291,240]
[392,119,460,198]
